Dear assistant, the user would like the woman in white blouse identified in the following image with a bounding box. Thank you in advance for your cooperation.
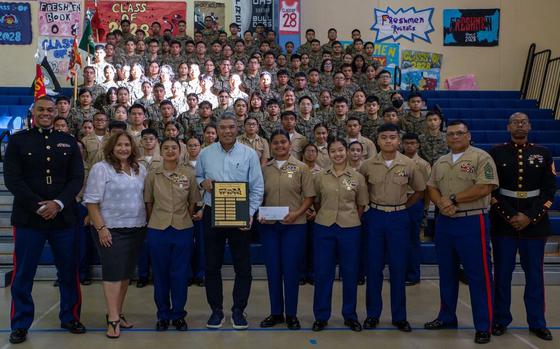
[84,131,147,339]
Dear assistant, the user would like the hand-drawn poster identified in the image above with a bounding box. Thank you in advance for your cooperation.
[443,9,500,46]
[85,0,188,40]
[400,50,443,91]
[0,2,32,45]
[371,7,434,43]
[39,0,81,37]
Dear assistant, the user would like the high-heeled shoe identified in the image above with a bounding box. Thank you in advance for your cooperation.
[119,314,134,329]
[106,318,120,339]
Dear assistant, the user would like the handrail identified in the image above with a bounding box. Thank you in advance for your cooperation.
[520,43,536,99]
[0,129,10,162]
[520,44,560,119]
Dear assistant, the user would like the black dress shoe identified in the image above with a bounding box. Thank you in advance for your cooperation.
[286,316,301,330]
[344,319,362,332]
[492,323,507,336]
[475,331,491,344]
[357,277,365,285]
[529,327,553,341]
[260,314,285,328]
[53,280,59,287]
[306,277,315,285]
[172,318,188,331]
[392,320,412,332]
[363,317,379,329]
[9,329,27,344]
[458,268,469,285]
[187,278,194,287]
[299,278,306,285]
[61,320,87,334]
[156,319,170,331]
[80,279,92,286]
[136,278,148,288]
[424,319,458,330]
[194,278,205,287]
[405,280,420,286]
[312,320,328,332]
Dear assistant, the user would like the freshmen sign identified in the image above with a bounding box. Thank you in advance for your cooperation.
[39,0,81,37]
[443,9,500,46]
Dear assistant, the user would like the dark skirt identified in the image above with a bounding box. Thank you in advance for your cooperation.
[92,226,146,282]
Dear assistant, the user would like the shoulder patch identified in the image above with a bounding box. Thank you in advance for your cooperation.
[484,162,494,180]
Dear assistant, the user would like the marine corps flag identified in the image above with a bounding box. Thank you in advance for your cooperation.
[33,64,47,101]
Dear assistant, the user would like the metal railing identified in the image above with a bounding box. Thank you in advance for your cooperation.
[521,43,560,119]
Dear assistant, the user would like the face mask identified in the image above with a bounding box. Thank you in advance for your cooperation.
[392,99,404,108]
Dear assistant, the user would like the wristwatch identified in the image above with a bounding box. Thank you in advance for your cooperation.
[449,194,458,206]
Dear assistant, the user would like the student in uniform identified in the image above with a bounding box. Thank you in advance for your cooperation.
[401,133,431,286]
[183,136,206,287]
[311,138,369,332]
[281,111,308,160]
[359,124,425,332]
[136,128,162,288]
[259,130,315,330]
[237,116,271,165]
[313,123,331,169]
[144,137,202,331]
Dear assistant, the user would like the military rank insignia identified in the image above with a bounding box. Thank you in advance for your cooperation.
[284,164,298,178]
[169,173,190,189]
[394,169,407,177]
[484,162,494,180]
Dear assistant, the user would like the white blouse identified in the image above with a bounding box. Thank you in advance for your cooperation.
[83,161,147,229]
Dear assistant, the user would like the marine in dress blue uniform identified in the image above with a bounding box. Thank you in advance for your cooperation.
[4,97,86,344]
[424,120,498,344]
[489,113,555,341]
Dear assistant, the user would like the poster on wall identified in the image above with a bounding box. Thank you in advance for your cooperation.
[372,42,400,68]
[443,9,500,46]
[0,2,32,45]
[38,36,73,78]
[194,1,225,31]
[39,0,81,37]
[400,50,442,91]
[371,7,434,43]
[232,0,273,33]
[85,1,187,41]
[279,0,300,35]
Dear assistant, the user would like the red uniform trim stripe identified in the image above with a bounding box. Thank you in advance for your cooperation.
[10,226,17,320]
[478,214,493,331]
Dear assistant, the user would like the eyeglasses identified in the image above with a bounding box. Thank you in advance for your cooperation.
[446,131,469,137]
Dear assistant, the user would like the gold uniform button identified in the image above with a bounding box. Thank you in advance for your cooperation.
[519,168,523,173]
[46,157,51,161]
[45,136,48,139]
[46,169,50,174]
[518,155,523,159]
[518,184,523,188]
[518,162,523,165]
[518,149,523,153]
[518,177,523,181]
[46,145,51,150]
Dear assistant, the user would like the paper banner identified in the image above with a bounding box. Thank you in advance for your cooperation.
[39,0,81,37]
[371,7,434,43]
[0,2,32,45]
[443,9,500,46]
[400,50,442,91]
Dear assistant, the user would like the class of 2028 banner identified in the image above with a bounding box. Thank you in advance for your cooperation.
[443,9,500,47]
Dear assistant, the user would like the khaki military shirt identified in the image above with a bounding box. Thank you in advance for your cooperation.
[427,146,499,211]
[238,134,270,162]
[82,133,109,169]
[408,153,431,194]
[314,143,331,169]
[289,131,308,160]
[144,164,201,230]
[346,135,378,160]
[314,167,369,227]
[360,152,426,205]
[262,156,315,225]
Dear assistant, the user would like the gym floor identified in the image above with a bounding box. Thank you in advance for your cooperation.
[0,280,558,348]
